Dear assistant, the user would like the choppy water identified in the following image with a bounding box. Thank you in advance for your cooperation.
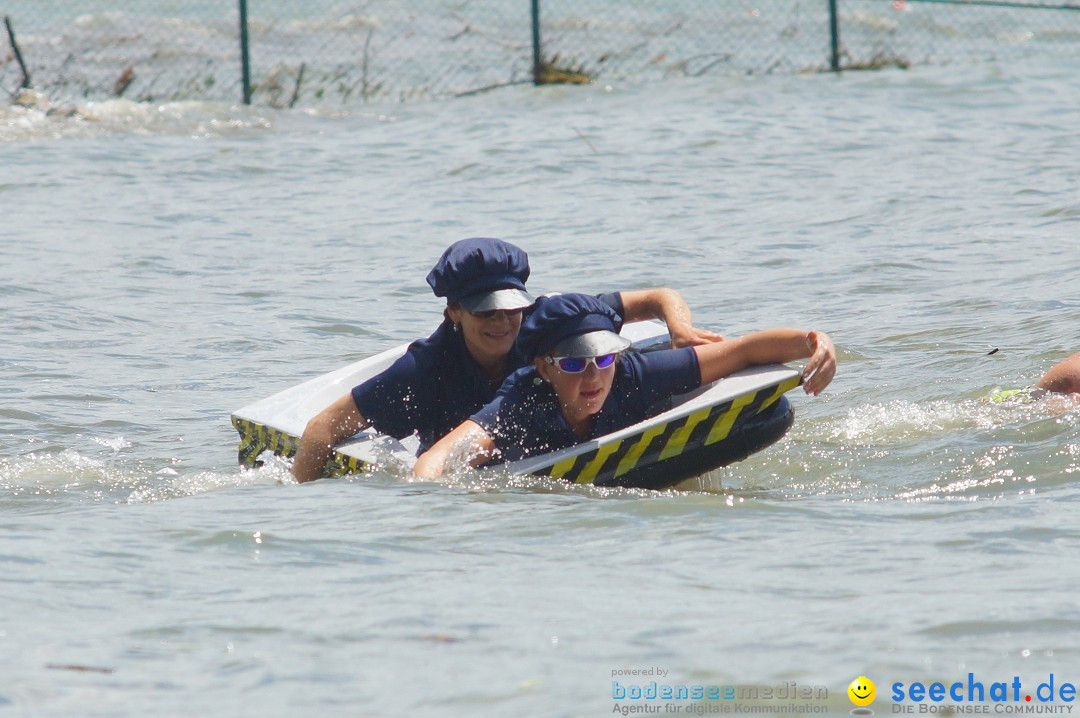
[3,56,1080,717]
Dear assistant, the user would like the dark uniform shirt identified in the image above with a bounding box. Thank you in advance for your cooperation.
[470,347,701,464]
[350,293,623,452]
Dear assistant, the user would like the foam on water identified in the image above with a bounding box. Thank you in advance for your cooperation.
[0,442,291,508]
[0,91,276,142]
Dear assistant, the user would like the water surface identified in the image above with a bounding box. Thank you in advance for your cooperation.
[2,57,1079,717]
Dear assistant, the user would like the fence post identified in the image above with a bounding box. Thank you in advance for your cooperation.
[239,0,252,104]
[828,0,841,71]
[4,16,32,89]
[530,0,542,84]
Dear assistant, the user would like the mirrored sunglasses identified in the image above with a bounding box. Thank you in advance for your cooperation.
[468,307,525,319]
[544,353,619,374]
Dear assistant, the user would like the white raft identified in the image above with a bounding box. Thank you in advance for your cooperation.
[230,320,801,490]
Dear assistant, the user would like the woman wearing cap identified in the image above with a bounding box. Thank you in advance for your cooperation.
[292,239,724,483]
[412,293,837,479]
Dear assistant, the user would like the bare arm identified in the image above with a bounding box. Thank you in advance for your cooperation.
[618,288,725,348]
[1036,351,1080,395]
[693,329,836,395]
[292,394,370,483]
[413,420,497,479]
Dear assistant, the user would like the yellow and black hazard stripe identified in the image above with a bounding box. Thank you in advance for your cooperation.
[230,415,371,477]
[533,375,801,487]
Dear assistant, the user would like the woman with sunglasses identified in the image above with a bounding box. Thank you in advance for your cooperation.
[292,239,724,483]
[412,293,836,479]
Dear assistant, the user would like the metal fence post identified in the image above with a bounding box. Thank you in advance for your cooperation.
[531,0,542,84]
[239,0,252,104]
[828,0,841,71]
[4,16,32,89]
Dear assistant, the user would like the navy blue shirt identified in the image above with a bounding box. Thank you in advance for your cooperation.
[470,347,701,463]
[350,292,623,452]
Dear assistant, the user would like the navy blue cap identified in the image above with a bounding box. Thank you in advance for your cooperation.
[517,293,631,358]
[425,238,534,312]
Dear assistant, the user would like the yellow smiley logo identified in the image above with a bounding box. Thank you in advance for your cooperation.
[848,676,876,706]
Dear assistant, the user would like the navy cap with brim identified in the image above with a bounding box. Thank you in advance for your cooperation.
[516,293,628,358]
[459,287,535,313]
[552,329,632,358]
[426,238,532,306]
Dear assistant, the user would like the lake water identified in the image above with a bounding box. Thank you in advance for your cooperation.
[2,51,1080,717]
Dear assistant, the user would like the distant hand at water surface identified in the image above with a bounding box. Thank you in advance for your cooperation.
[1036,350,1080,396]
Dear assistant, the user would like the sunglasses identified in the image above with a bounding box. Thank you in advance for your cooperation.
[468,307,525,319]
[544,353,619,374]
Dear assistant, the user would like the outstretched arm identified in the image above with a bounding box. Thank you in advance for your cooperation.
[693,329,836,395]
[1036,351,1080,395]
[618,288,725,348]
[292,394,370,483]
[413,420,497,479]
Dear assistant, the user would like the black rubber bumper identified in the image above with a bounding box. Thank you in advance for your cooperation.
[596,394,795,490]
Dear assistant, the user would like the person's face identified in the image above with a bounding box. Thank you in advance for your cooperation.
[535,353,617,428]
[448,306,523,363]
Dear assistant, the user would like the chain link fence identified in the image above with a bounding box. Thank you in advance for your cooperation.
[3,0,1079,107]
[538,0,1080,80]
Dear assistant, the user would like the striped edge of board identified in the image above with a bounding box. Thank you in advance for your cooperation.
[231,415,370,477]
